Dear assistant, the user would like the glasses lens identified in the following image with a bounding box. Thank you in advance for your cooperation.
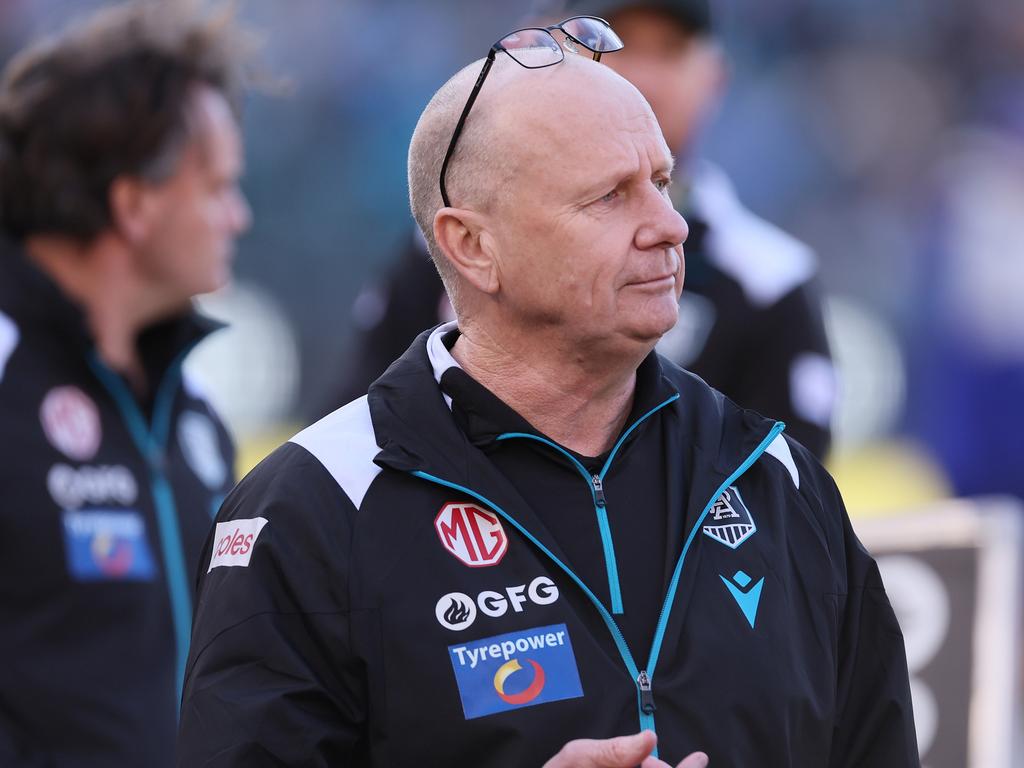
[499,28,563,68]
[560,17,624,53]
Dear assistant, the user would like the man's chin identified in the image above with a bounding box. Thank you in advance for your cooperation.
[619,319,678,352]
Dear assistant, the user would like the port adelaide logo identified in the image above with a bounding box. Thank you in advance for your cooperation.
[702,485,756,549]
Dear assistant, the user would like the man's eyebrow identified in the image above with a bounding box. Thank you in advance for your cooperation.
[575,163,635,200]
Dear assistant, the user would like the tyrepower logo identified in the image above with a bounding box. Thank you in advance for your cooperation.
[434,502,507,567]
[435,576,560,631]
[208,517,268,572]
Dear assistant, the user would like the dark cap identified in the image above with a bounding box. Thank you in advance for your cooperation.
[542,0,713,35]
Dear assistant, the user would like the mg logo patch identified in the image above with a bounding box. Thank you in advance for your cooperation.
[702,485,756,549]
[448,623,584,719]
[434,502,508,567]
[40,386,101,461]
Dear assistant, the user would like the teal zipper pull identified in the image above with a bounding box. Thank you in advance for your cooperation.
[637,669,656,714]
[592,474,606,507]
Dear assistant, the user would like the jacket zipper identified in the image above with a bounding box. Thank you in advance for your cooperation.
[495,394,680,616]
[88,346,196,713]
[415,412,786,754]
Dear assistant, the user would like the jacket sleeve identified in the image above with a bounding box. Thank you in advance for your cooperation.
[177,442,366,767]
[825,480,921,768]
[0,703,48,768]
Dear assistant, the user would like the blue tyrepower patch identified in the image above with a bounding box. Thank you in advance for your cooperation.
[62,509,157,581]
[448,623,584,719]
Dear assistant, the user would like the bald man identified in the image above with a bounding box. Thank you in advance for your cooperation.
[178,44,918,768]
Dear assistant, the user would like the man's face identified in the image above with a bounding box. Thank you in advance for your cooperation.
[601,7,722,155]
[486,63,688,354]
[135,85,250,307]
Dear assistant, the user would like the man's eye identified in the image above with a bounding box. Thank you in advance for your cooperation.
[600,189,618,203]
[654,178,672,193]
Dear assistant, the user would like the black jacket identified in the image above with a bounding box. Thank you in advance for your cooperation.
[324,163,834,459]
[180,324,917,768]
[0,246,235,767]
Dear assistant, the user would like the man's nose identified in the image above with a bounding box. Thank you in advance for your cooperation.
[635,187,688,252]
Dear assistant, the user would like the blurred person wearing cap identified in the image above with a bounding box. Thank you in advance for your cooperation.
[321,0,835,463]
[179,16,915,768]
[0,2,252,765]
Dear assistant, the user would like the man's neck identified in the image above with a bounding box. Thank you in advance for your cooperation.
[26,235,156,392]
[450,323,648,457]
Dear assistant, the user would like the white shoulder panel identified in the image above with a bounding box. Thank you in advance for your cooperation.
[765,433,800,490]
[289,395,382,509]
[0,310,19,386]
[690,162,817,308]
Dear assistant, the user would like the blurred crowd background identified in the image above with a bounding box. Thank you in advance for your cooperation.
[5,0,1023,511]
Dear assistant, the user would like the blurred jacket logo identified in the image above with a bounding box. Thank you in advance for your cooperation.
[40,386,102,461]
[178,411,227,490]
[62,509,156,581]
[47,463,138,510]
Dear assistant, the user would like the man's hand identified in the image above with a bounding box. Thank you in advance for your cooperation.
[542,730,709,768]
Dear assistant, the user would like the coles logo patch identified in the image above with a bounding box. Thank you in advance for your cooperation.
[448,623,584,719]
[61,509,156,581]
[40,386,101,461]
[434,502,507,567]
[208,517,268,572]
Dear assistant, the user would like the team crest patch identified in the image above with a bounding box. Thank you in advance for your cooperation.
[178,411,227,490]
[448,623,583,719]
[702,485,756,549]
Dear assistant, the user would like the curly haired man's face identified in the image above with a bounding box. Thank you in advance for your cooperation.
[136,85,250,304]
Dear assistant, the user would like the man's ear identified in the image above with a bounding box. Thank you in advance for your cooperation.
[108,176,157,246]
[433,207,499,295]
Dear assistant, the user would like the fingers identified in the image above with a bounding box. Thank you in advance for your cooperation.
[675,752,710,768]
[640,756,675,768]
[543,730,659,767]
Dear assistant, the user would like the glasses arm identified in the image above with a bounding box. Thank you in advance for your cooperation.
[439,49,497,208]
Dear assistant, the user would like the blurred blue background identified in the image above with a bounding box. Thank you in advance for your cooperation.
[3,0,1023,507]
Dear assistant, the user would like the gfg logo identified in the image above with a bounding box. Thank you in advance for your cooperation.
[435,576,560,631]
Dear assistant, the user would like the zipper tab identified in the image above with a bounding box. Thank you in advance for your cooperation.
[637,670,656,714]
[592,475,606,507]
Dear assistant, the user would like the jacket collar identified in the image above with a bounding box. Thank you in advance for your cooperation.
[371,322,779,483]
[431,327,682,469]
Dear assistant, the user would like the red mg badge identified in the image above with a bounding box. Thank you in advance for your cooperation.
[434,502,508,567]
